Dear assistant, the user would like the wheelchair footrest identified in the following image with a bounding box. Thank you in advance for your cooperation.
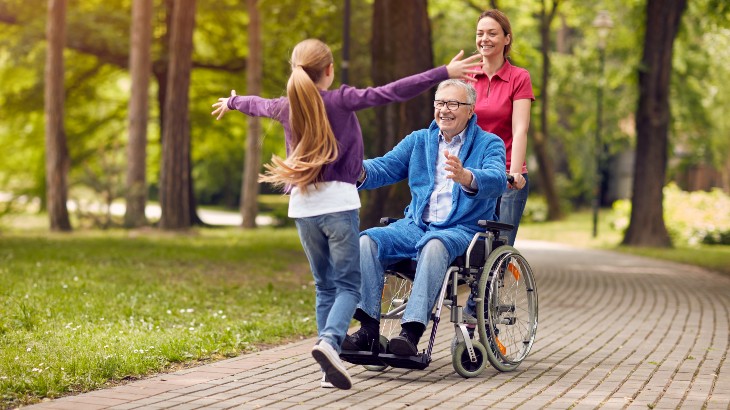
[340,350,430,370]
[339,350,385,366]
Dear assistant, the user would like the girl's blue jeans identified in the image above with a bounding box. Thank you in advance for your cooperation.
[295,210,361,353]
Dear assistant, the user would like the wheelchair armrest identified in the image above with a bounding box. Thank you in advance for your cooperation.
[380,217,400,225]
[478,219,514,232]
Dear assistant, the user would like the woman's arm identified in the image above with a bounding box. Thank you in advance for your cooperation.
[509,98,532,189]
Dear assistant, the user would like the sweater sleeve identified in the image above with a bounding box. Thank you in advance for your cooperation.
[466,134,508,200]
[227,95,288,121]
[335,66,449,112]
[359,132,419,190]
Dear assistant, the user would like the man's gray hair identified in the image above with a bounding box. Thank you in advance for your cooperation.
[435,79,477,105]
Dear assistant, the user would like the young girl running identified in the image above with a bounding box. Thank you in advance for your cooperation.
[211,38,480,390]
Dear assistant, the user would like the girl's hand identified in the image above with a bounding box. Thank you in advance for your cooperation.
[445,50,482,82]
[211,90,237,120]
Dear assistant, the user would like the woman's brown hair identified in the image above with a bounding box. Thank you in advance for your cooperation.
[259,39,339,192]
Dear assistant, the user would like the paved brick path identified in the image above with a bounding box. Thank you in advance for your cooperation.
[26,241,729,409]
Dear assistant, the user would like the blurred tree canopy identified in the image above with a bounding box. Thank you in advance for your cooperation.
[0,0,729,227]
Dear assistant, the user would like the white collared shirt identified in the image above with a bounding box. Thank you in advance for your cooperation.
[422,130,468,223]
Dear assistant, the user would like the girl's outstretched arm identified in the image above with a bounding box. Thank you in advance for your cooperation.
[211,90,237,120]
[445,50,482,82]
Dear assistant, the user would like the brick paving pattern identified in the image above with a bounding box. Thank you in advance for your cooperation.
[25,241,730,409]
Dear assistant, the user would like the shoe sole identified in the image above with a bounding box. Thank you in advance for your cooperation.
[312,345,352,390]
[388,337,418,356]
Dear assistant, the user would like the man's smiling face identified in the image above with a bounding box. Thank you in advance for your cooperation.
[434,85,473,140]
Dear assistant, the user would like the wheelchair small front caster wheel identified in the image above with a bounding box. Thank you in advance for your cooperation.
[452,340,487,378]
[363,335,389,372]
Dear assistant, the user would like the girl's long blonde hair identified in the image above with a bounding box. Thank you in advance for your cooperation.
[259,39,339,192]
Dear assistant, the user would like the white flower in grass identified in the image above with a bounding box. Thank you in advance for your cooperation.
[186,308,194,313]
[188,327,195,331]
[221,315,227,319]
[62,284,68,289]
[166,310,172,314]
[26,347,31,352]
[73,276,79,281]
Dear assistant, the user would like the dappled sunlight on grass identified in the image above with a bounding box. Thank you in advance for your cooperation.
[0,227,316,407]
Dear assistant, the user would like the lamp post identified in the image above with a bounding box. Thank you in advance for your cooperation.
[592,10,613,238]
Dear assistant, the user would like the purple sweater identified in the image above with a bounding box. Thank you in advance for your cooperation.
[227,66,449,185]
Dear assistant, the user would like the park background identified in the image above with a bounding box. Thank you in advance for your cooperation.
[1,0,729,407]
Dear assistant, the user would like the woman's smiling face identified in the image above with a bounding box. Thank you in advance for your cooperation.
[476,16,510,59]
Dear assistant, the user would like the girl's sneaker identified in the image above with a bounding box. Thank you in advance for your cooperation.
[311,339,352,390]
[321,373,334,388]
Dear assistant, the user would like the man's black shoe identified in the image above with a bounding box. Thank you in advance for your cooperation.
[388,330,419,356]
[341,328,376,351]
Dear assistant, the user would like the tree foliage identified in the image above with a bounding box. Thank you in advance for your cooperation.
[0,0,729,234]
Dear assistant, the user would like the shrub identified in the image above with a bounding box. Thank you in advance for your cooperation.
[610,183,730,245]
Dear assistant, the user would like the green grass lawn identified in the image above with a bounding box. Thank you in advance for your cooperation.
[518,210,730,277]
[0,227,315,407]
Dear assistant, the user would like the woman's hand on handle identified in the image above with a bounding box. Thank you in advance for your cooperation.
[508,172,526,190]
[211,90,237,120]
[445,50,482,82]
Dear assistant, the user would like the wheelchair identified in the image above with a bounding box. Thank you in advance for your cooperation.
[339,218,538,378]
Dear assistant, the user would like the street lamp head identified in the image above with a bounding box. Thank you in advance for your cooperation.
[592,10,613,49]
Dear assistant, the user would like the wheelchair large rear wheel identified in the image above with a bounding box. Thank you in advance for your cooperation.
[476,245,538,372]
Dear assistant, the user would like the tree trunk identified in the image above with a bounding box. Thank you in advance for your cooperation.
[124,0,153,228]
[622,0,687,247]
[360,0,433,229]
[44,0,72,232]
[533,0,562,221]
[159,0,196,230]
[240,0,261,229]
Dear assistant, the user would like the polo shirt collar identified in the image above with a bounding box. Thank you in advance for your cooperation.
[475,59,514,82]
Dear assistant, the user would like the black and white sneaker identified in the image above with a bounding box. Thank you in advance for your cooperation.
[320,372,334,388]
[311,339,352,390]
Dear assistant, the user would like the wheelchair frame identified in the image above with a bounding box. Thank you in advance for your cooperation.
[339,218,538,378]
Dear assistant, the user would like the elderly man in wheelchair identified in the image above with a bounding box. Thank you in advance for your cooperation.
[339,79,537,377]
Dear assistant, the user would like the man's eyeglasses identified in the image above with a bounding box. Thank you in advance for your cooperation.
[433,100,472,111]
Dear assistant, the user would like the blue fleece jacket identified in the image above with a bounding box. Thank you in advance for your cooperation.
[359,115,507,262]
